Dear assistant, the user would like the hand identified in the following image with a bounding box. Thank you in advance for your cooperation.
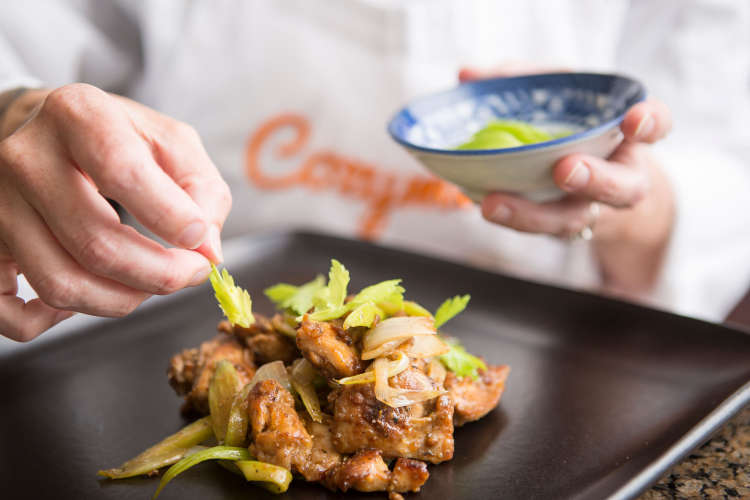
[460,66,675,293]
[0,84,232,341]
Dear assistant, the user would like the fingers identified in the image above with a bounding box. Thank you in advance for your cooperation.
[1,241,74,343]
[0,296,74,342]
[481,193,593,237]
[146,120,231,263]
[0,256,18,295]
[620,98,672,143]
[552,143,651,208]
[482,143,654,235]
[116,97,231,262]
[2,128,212,295]
[0,189,151,318]
[40,84,212,250]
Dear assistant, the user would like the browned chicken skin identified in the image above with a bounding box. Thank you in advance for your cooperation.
[329,383,454,464]
[246,377,355,485]
[167,334,255,414]
[301,417,343,482]
[247,379,313,471]
[445,364,510,426]
[324,449,429,493]
[389,458,430,493]
[166,346,199,397]
[296,317,364,379]
[219,315,298,364]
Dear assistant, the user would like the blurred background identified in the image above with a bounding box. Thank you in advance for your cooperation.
[1,0,749,326]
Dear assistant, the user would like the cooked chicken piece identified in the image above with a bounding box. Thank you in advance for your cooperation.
[167,346,199,396]
[219,315,298,364]
[296,317,364,379]
[389,458,430,493]
[247,379,313,471]
[324,449,389,492]
[329,382,454,464]
[445,364,510,426]
[297,417,343,482]
[167,334,255,414]
[323,449,429,493]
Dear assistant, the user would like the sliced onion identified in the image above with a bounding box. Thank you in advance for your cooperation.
[290,359,323,423]
[363,316,436,354]
[373,357,446,408]
[248,360,292,394]
[382,388,445,408]
[403,334,450,359]
[337,352,409,385]
[427,358,447,386]
[361,338,408,360]
[362,333,449,360]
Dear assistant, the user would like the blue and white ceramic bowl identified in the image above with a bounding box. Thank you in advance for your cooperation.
[388,72,646,202]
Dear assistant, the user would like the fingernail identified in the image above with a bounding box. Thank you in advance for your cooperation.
[178,221,208,249]
[188,264,211,287]
[490,204,512,222]
[634,113,655,140]
[563,162,590,191]
[209,225,224,263]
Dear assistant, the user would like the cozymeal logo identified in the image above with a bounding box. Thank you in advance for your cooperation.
[245,113,472,239]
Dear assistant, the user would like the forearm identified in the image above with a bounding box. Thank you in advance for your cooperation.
[0,87,50,140]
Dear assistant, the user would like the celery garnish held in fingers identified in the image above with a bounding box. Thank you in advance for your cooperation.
[209,264,255,328]
[153,446,252,499]
[97,416,213,479]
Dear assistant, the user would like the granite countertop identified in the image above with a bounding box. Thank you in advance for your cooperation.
[641,404,750,499]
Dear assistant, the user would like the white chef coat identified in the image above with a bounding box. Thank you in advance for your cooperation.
[1,0,750,323]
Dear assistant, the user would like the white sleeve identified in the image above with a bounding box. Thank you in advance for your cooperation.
[650,146,750,322]
[0,0,142,94]
[610,0,750,321]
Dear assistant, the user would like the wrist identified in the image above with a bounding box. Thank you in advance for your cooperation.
[0,88,50,140]
[593,162,675,292]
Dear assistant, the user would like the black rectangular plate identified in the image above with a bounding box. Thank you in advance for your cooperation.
[2,232,749,500]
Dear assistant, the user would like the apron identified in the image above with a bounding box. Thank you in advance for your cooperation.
[126,0,622,287]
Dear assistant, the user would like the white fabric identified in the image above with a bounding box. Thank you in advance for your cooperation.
[1,0,749,322]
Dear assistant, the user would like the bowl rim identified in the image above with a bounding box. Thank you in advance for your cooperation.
[387,71,646,156]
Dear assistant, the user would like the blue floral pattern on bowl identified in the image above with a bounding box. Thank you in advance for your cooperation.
[389,73,645,155]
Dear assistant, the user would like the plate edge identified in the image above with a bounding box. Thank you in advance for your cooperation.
[606,380,750,500]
